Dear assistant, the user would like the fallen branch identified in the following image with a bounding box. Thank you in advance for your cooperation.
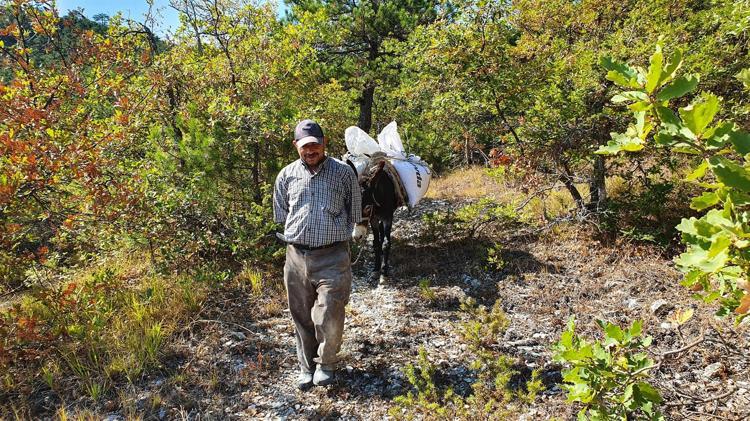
[188,318,261,337]
[679,410,730,420]
[705,323,747,356]
[513,185,560,213]
[665,387,737,408]
[496,338,540,348]
[661,334,705,357]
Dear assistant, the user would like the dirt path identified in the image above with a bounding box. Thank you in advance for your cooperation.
[211,200,483,419]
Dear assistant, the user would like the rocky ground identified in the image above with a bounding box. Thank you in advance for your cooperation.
[94,198,749,420]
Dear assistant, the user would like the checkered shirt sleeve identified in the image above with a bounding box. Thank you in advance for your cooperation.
[273,158,361,248]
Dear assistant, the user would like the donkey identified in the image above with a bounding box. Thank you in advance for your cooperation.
[349,159,400,284]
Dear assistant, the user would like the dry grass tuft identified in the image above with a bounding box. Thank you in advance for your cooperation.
[0,251,283,419]
[427,166,521,203]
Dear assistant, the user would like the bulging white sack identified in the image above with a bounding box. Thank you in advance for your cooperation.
[377,121,406,158]
[345,126,381,156]
[344,122,432,208]
[391,157,431,208]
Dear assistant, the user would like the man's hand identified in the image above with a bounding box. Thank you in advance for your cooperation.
[275,232,289,244]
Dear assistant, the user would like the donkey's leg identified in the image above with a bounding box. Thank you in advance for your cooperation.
[381,217,393,281]
[370,217,382,280]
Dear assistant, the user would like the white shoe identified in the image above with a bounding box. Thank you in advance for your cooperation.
[313,366,335,386]
[297,371,313,390]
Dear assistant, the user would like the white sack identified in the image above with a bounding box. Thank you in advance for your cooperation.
[391,156,431,207]
[377,121,406,158]
[345,126,381,156]
[344,122,432,208]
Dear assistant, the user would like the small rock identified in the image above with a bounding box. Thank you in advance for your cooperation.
[625,298,639,310]
[461,274,481,289]
[659,322,673,330]
[103,415,123,421]
[650,299,673,316]
[229,331,247,341]
[135,393,150,411]
[231,359,247,373]
[702,362,724,379]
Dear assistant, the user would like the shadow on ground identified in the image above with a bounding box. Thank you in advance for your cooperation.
[354,235,560,305]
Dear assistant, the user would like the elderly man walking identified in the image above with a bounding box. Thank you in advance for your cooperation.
[273,119,362,389]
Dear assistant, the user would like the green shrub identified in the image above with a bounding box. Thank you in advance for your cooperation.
[392,299,543,419]
[598,45,750,320]
[421,198,521,242]
[553,318,662,421]
[0,261,221,408]
[418,278,438,302]
[486,243,506,271]
[392,347,454,419]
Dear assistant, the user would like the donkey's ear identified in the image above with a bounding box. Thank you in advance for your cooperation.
[371,160,385,177]
[345,159,358,178]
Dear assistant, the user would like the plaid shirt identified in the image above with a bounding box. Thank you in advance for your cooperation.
[273,157,362,247]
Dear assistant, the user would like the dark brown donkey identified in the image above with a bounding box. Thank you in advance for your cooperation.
[348,159,401,284]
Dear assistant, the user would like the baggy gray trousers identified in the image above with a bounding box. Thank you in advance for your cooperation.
[284,242,352,373]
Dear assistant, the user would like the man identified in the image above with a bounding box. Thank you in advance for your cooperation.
[273,119,362,389]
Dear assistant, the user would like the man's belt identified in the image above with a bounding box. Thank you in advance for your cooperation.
[292,241,345,251]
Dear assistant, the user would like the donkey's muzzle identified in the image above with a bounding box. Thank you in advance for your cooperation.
[352,224,368,241]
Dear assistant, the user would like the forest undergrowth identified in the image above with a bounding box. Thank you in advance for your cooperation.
[3,166,749,420]
[3,2,750,418]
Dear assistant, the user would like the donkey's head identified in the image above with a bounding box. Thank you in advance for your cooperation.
[351,160,386,241]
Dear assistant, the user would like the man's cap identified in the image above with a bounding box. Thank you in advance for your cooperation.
[294,119,324,147]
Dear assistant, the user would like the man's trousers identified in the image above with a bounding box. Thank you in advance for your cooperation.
[283,242,352,373]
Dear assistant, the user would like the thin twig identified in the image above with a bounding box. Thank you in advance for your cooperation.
[705,323,747,356]
[680,410,731,420]
[0,285,27,299]
[630,362,661,378]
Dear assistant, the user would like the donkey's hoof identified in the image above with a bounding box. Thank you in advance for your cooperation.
[378,274,389,287]
[369,271,381,287]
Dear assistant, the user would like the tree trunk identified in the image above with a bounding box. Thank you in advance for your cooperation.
[588,155,607,211]
[253,138,261,202]
[558,160,585,210]
[166,84,186,169]
[357,85,375,134]
[464,131,471,166]
[490,89,524,156]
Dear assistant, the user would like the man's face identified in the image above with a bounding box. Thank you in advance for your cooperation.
[294,139,326,167]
